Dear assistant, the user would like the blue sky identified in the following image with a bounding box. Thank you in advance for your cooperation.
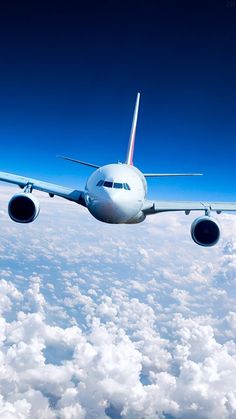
[0,1,236,200]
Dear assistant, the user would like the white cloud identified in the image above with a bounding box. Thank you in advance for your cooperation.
[0,186,236,417]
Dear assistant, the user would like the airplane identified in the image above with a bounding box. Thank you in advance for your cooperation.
[1,92,236,247]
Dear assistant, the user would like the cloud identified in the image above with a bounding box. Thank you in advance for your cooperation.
[0,186,236,417]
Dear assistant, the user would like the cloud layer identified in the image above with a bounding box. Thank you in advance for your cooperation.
[0,187,236,418]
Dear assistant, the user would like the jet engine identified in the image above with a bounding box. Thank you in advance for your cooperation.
[8,193,40,223]
[191,216,220,247]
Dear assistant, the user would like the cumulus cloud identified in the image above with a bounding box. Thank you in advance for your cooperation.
[0,186,236,417]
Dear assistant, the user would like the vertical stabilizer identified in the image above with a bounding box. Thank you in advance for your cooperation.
[125,92,140,165]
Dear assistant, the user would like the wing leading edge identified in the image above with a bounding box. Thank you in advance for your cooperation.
[0,171,86,206]
[142,200,236,215]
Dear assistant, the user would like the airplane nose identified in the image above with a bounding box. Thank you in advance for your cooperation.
[106,191,120,206]
[87,190,133,223]
[104,192,127,215]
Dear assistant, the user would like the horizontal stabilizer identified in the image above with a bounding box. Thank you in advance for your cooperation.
[57,155,100,169]
[144,173,203,177]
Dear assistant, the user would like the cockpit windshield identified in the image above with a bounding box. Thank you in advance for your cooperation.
[113,182,123,189]
[123,183,131,190]
[96,180,131,190]
[103,181,113,188]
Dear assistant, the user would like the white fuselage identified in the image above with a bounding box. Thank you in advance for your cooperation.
[84,164,147,224]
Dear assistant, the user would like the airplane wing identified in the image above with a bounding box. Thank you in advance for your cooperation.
[0,171,86,206]
[142,200,236,215]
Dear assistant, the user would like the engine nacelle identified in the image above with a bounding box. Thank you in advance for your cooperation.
[8,193,40,223]
[191,216,220,247]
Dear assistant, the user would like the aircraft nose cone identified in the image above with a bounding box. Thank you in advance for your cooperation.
[106,192,120,206]
[87,190,133,224]
[104,193,129,221]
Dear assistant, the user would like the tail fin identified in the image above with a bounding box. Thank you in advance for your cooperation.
[125,92,140,165]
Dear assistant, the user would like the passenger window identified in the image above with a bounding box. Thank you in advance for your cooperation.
[104,181,113,188]
[96,180,104,186]
[114,183,123,189]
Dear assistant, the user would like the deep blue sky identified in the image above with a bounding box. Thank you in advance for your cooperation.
[0,0,236,200]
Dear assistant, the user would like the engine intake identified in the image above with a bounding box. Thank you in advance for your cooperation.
[191,216,220,247]
[8,193,40,223]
